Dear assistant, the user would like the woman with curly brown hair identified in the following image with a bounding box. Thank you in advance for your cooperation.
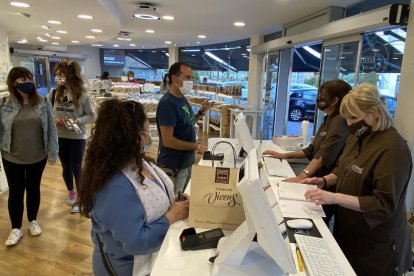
[78,99,189,276]
[48,61,94,213]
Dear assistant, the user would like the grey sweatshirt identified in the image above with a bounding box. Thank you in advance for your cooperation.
[48,89,95,139]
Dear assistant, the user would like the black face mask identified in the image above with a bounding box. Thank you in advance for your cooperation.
[317,98,330,111]
[348,119,372,139]
[15,82,35,94]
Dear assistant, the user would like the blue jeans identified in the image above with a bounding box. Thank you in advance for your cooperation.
[160,167,192,194]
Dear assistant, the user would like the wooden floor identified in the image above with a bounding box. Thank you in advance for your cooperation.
[0,128,215,275]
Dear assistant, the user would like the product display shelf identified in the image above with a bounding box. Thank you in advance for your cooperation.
[216,93,242,105]
[194,89,217,100]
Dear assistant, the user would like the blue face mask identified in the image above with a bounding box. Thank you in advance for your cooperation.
[140,131,153,152]
[15,82,35,94]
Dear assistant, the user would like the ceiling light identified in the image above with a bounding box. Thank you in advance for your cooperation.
[48,20,61,24]
[233,22,245,27]
[152,51,156,53]
[192,54,196,57]
[165,41,172,44]
[86,35,95,39]
[51,42,59,45]
[91,29,102,33]
[133,4,160,20]
[17,40,27,44]
[41,25,49,30]
[37,36,43,40]
[117,37,131,41]
[198,35,206,39]
[197,41,200,44]
[78,14,93,19]
[165,53,169,57]
[145,29,155,34]
[51,36,61,40]
[10,2,30,8]
[130,44,136,47]
[71,40,80,44]
[91,44,102,47]
[45,33,51,37]
[56,30,67,34]
[162,15,174,20]
[186,43,190,46]
[113,44,119,47]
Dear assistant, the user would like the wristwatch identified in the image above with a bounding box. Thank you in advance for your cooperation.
[301,169,311,177]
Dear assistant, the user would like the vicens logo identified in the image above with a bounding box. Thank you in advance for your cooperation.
[351,165,364,174]
[355,125,368,137]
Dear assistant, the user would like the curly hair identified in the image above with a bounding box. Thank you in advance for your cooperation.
[79,99,147,218]
[54,61,85,108]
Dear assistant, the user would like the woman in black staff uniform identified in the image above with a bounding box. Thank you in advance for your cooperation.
[263,79,352,223]
[303,83,412,276]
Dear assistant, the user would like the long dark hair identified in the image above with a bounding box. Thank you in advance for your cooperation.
[7,67,40,106]
[79,99,148,218]
[54,61,85,108]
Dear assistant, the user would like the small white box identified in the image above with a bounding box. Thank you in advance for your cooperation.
[272,136,304,151]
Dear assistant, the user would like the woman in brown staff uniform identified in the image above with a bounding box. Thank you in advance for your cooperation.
[263,79,352,223]
[303,83,412,276]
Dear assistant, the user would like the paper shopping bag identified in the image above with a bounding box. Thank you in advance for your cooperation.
[188,165,245,230]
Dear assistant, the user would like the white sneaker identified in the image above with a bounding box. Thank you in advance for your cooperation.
[5,228,23,246]
[29,220,42,236]
[70,204,80,214]
[66,190,76,206]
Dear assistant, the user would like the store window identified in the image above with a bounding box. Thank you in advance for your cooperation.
[179,38,250,104]
[100,48,169,82]
[358,27,406,117]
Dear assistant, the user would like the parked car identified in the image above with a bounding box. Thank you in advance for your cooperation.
[288,86,318,121]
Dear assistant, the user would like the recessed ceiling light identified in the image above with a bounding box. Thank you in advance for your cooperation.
[162,15,174,20]
[78,14,93,19]
[48,20,61,25]
[41,25,49,30]
[56,30,67,34]
[37,36,43,40]
[197,41,200,44]
[152,51,156,53]
[133,4,160,20]
[10,2,30,8]
[117,37,131,41]
[186,43,190,46]
[130,44,136,47]
[146,29,155,34]
[234,21,246,27]
[113,44,119,47]
[192,54,196,57]
[165,41,172,44]
[51,36,61,40]
[91,44,102,47]
[51,42,59,45]
[198,35,206,39]
[17,40,27,44]
[91,29,102,33]
[45,33,51,37]
[153,45,156,48]
[71,40,80,44]
[86,35,95,39]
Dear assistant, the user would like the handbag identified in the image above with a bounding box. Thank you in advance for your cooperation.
[188,141,245,230]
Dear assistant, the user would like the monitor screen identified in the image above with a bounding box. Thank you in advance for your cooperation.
[237,148,296,273]
[234,113,256,158]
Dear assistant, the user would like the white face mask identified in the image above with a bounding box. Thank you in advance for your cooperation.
[176,77,193,96]
[140,131,153,152]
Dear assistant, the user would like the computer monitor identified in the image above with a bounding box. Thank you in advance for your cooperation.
[212,148,297,275]
[234,112,256,158]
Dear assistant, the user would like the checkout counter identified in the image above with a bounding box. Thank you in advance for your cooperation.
[151,138,355,276]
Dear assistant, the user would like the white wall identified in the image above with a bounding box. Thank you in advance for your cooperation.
[0,25,12,87]
[394,0,414,209]
[67,45,101,80]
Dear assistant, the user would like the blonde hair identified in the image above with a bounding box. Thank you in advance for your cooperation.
[340,83,392,131]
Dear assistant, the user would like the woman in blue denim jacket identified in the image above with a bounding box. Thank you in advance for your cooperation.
[0,67,58,247]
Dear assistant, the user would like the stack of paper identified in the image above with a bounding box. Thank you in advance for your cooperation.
[278,182,326,218]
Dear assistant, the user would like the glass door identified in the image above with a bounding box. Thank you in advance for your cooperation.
[316,36,362,128]
[261,51,279,139]
[32,57,50,96]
